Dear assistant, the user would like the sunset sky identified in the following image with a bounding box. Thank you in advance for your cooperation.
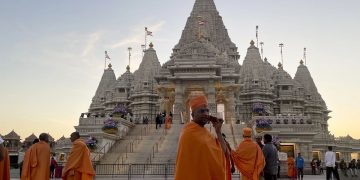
[0,0,359,140]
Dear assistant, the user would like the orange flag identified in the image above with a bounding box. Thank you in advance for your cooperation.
[175,121,226,180]
[62,139,95,180]
[0,147,10,180]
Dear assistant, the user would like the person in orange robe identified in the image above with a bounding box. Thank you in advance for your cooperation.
[287,156,296,179]
[175,95,228,180]
[62,132,95,180]
[0,136,10,180]
[165,116,171,129]
[20,138,39,178]
[21,133,51,180]
[231,128,265,180]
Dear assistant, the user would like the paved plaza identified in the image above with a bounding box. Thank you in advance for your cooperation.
[12,174,359,180]
[9,174,333,180]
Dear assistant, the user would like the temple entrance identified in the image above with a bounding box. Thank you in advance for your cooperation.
[184,89,206,123]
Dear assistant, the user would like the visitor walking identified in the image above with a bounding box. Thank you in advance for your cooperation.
[50,157,58,178]
[311,159,316,175]
[325,146,340,180]
[255,135,264,149]
[262,134,278,180]
[348,159,357,177]
[155,113,161,129]
[295,153,304,180]
[339,159,348,177]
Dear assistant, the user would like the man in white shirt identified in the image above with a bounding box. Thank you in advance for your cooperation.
[324,146,340,180]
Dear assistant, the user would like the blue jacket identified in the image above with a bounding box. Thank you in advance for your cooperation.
[296,156,305,168]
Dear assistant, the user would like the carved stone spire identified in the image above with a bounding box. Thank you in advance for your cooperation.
[173,0,239,61]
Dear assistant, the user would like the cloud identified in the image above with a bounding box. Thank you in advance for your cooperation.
[82,32,103,57]
[110,21,166,49]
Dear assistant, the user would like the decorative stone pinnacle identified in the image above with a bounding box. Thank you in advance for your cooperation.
[264,57,268,62]
[278,62,283,69]
[250,40,255,46]
[108,63,112,68]
[126,65,130,71]
[149,42,154,48]
[300,59,304,65]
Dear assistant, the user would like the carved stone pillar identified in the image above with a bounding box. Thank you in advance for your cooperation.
[226,90,236,124]
[206,81,216,116]
[173,81,184,124]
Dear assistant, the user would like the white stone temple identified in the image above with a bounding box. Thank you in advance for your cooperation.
[74,0,360,172]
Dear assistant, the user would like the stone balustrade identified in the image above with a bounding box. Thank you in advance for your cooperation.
[253,115,312,125]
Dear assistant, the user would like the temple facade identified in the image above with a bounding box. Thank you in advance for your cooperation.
[75,0,360,163]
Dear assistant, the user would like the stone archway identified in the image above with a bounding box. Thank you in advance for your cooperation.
[183,87,207,123]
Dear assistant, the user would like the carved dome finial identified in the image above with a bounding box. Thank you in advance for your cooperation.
[250,40,255,46]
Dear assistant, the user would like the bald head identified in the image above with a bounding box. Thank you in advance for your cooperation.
[39,133,49,143]
[70,132,80,142]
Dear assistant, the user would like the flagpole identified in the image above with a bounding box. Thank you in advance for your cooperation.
[279,43,284,67]
[145,27,147,51]
[256,25,259,47]
[260,42,264,60]
[104,51,107,69]
[303,47,307,66]
[128,47,132,69]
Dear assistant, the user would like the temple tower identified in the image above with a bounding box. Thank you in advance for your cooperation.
[156,0,240,124]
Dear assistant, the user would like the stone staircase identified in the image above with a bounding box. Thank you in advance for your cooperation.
[145,124,184,164]
[106,123,246,163]
[99,124,158,164]
[146,123,247,164]
[95,122,246,175]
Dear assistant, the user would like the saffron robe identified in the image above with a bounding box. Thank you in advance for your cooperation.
[165,116,171,129]
[231,138,265,180]
[21,141,51,180]
[62,139,95,180]
[287,157,296,178]
[175,121,226,180]
[0,147,10,180]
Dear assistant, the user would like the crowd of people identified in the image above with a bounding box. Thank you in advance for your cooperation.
[173,95,360,180]
[175,95,276,180]
[0,132,95,180]
[2,95,360,180]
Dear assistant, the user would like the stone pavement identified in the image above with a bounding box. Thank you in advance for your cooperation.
[11,174,331,180]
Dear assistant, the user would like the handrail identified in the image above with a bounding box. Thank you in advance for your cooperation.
[92,141,113,163]
[145,125,169,165]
